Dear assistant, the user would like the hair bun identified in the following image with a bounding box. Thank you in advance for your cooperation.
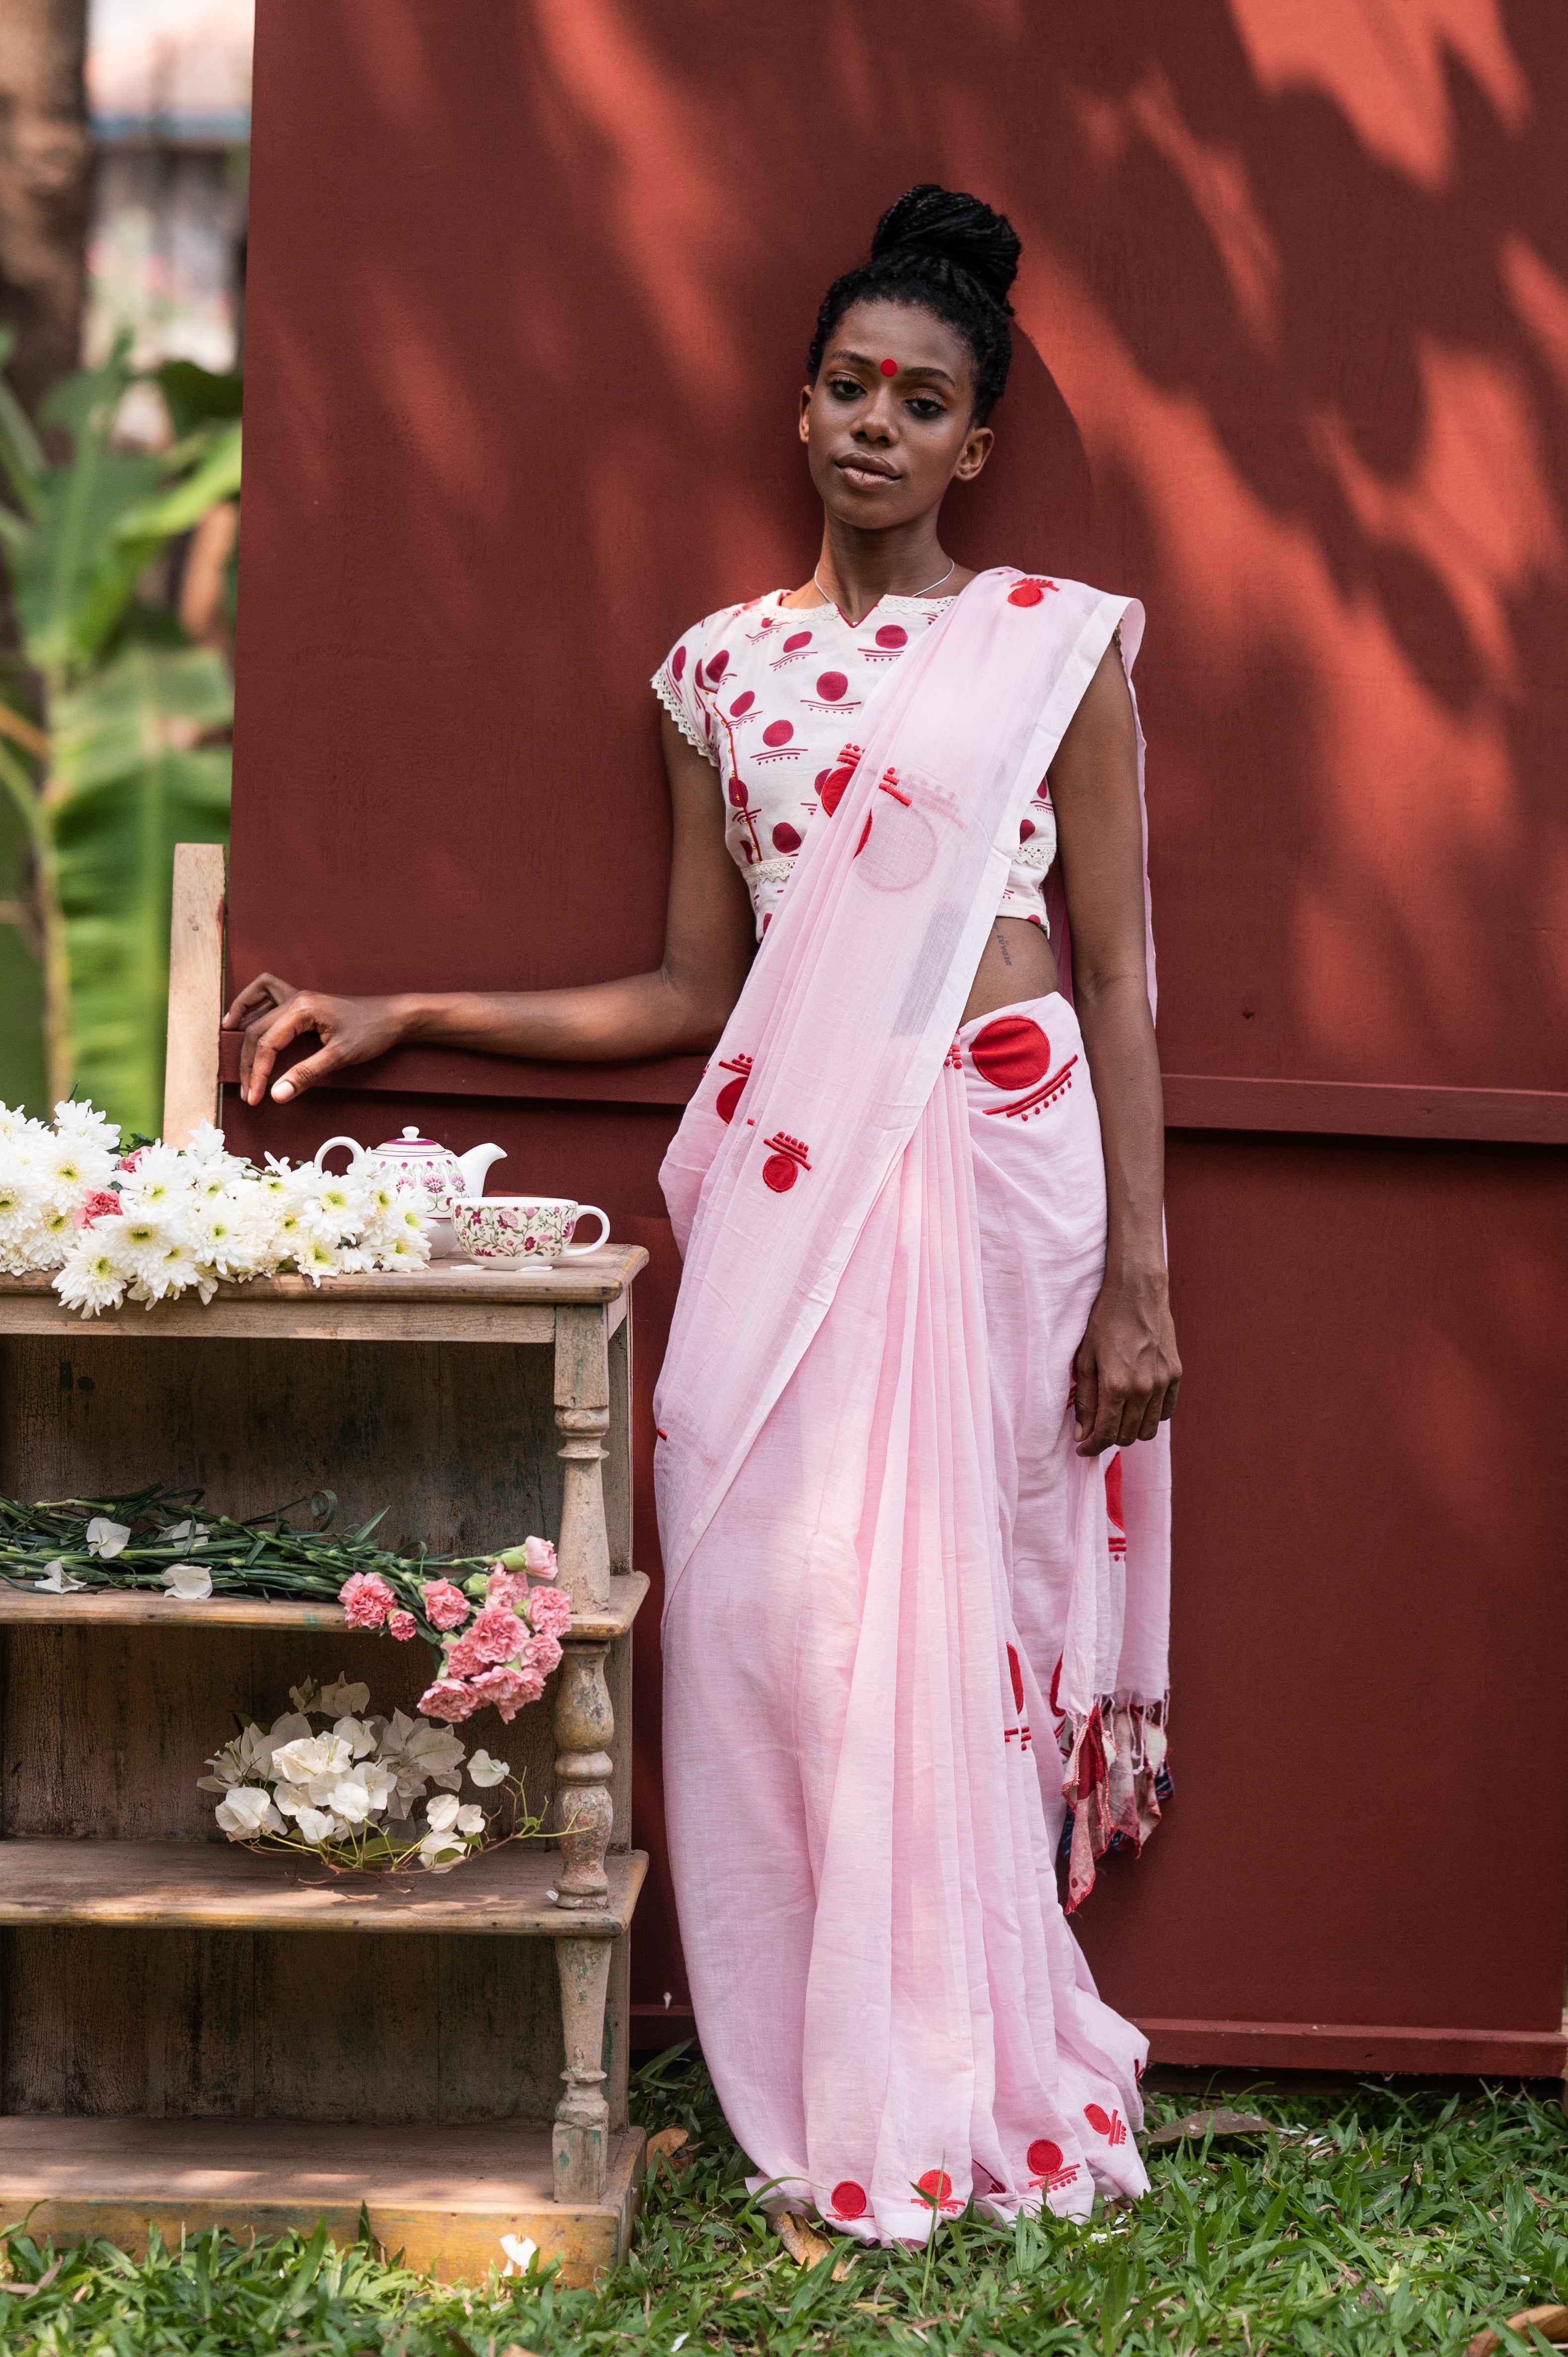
[869,184,1021,312]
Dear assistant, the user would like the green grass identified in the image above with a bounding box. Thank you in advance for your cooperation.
[3,2052,1566,2354]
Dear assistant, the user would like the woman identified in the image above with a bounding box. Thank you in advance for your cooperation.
[225,186,1180,2241]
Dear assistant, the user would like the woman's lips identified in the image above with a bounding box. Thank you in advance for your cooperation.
[838,460,900,488]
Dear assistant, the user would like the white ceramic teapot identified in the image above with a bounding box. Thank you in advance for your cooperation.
[314,1126,506,1259]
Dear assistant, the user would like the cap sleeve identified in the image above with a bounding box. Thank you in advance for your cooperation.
[652,621,719,768]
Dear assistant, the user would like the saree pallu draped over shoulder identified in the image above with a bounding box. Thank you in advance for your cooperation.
[654,569,1172,2243]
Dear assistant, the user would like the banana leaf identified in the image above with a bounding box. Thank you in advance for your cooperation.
[52,632,232,1134]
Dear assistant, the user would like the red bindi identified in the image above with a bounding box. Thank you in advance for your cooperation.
[879,358,898,376]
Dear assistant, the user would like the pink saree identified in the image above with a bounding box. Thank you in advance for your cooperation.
[654,568,1171,2241]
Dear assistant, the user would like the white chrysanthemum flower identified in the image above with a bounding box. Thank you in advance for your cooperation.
[113,1210,170,1286]
[54,1240,128,1315]
[296,1235,342,1283]
[116,1142,187,1210]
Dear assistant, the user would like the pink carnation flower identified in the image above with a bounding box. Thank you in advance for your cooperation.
[469,1663,546,1722]
[387,1609,417,1641]
[526,1584,572,1640]
[73,1189,122,1230]
[485,1567,527,1610]
[417,1677,474,1723]
[340,1571,395,1629]
[444,1603,521,1680]
[422,1578,471,1631]
[523,1536,557,1578]
[522,1630,563,1678]
[118,1148,145,1174]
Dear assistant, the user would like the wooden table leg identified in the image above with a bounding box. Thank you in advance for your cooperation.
[554,1935,612,2203]
[553,1639,613,1907]
[554,1303,611,1609]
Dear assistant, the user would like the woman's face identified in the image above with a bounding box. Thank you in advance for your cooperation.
[800,295,994,533]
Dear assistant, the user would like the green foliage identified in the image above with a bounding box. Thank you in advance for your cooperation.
[3,2059,1566,2353]
[0,328,240,1133]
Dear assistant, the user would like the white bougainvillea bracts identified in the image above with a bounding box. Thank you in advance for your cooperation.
[198,1674,541,1874]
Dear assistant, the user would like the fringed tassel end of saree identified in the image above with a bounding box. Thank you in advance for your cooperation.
[1060,1695,1172,1914]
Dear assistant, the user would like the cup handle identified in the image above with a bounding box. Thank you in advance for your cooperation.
[314,1134,366,1174]
[558,1204,610,1258]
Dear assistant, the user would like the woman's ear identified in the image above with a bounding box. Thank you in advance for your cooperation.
[799,383,813,442]
[953,423,995,482]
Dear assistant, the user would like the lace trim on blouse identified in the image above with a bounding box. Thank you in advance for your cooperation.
[653,667,716,765]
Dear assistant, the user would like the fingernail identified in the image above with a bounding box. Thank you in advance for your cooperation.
[273,1082,293,1101]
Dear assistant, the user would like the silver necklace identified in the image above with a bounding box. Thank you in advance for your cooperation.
[813,556,956,615]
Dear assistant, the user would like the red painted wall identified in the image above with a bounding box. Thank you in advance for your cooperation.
[229,2,1568,2061]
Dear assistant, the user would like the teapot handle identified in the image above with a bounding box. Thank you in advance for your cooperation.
[314,1135,367,1174]
[557,1204,610,1258]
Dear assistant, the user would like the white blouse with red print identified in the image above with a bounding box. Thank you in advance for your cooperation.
[653,589,1057,942]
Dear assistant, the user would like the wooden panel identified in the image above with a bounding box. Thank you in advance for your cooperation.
[0,2114,645,2283]
[0,1841,645,1936]
[2,1926,254,2117]
[1073,1134,1568,2062]
[0,1624,558,1843]
[0,1332,567,1560]
[3,1923,620,2127]
[163,844,227,1148]
[226,1,1568,2062]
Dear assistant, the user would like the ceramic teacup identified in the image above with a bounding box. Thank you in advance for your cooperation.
[450,1196,610,1264]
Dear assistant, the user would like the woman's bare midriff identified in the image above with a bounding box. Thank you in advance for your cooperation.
[961,915,1060,1024]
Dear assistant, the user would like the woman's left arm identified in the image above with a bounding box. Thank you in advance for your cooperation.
[1048,638,1182,1457]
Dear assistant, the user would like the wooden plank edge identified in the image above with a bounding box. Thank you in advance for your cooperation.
[1138,2017,1568,2074]
[0,1848,649,1938]
[0,1569,651,1635]
[164,845,226,1147]
[1162,1075,1568,1146]
[0,2129,646,2285]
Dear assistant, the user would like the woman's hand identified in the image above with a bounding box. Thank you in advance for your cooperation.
[1072,1266,1181,1456]
[222,974,408,1105]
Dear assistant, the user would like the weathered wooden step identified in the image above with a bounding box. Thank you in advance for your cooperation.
[0,2112,646,2283]
[0,1839,646,1936]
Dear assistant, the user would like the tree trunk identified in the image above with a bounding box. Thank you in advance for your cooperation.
[0,0,90,415]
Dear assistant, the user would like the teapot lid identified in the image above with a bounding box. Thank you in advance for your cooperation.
[375,1125,448,1154]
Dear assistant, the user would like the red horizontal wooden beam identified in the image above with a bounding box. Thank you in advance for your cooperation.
[1161,1074,1568,1146]
[216,1031,1568,1143]
[216,1029,705,1105]
[1139,2016,1567,2076]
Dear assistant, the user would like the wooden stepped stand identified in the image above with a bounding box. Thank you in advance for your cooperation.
[0,1246,651,2283]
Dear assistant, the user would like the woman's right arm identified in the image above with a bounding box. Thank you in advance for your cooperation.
[224,716,755,1105]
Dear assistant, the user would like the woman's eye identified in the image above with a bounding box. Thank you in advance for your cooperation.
[907,397,945,419]
[826,376,863,401]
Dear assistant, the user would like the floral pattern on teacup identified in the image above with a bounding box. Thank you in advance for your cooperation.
[450,1199,608,1262]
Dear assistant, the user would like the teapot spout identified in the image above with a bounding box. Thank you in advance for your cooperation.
[456,1141,507,1197]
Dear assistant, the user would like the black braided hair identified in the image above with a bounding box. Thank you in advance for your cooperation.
[806,184,1022,423]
